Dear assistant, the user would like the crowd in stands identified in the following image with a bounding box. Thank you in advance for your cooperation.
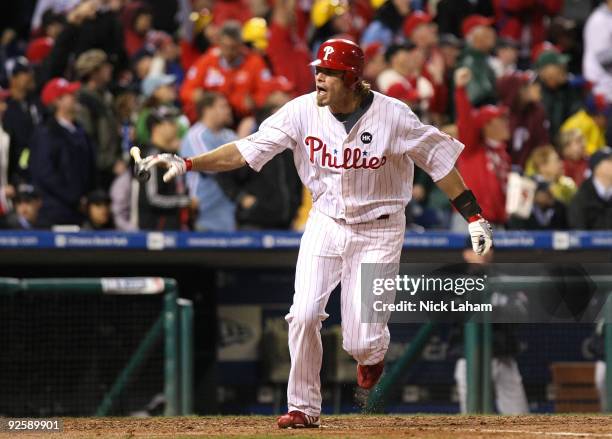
[0,0,611,232]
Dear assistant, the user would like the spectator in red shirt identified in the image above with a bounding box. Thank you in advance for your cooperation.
[266,1,314,97]
[403,11,448,119]
[559,128,589,186]
[121,2,154,57]
[455,67,511,226]
[377,42,434,118]
[180,21,271,122]
[178,8,215,73]
[241,11,313,98]
[212,0,252,26]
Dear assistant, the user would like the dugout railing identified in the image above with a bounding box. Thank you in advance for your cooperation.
[366,299,612,414]
[464,300,612,414]
[459,318,612,413]
[0,277,193,417]
[463,276,612,414]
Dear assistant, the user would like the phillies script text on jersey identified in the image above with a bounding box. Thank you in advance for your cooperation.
[305,136,387,170]
[235,91,464,224]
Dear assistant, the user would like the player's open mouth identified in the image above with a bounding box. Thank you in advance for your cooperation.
[316,85,328,97]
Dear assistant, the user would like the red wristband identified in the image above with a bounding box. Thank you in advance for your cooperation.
[184,158,193,171]
[468,214,482,223]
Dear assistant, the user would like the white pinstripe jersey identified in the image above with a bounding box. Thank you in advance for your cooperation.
[235,91,464,224]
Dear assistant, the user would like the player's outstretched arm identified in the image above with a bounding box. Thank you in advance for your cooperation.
[141,142,247,183]
[436,168,493,256]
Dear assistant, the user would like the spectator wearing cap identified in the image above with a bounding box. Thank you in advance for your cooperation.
[180,92,237,231]
[439,34,463,65]
[561,94,610,156]
[363,42,387,87]
[136,74,190,146]
[26,9,65,68]
[489,37,519,78]
[403,11,449,120]
[308,0,352,55]
[497,72,549,168]
[378,43,434,118]
[403,11,438,52]
[527,145,577,205]
[456,15,498,107]
[536,49,582,139]
[583,0,612,102]
[2,57,43,187]
[242,17,269,56]
[75,49,121,190]
[30,78,95,226]
[81,189,114,230]
[26,37,54,68]
[180,21,271,122]
[569,147,612,230]
[531,41,559,65]
[492,0,562,58]
[0,184,43,230]
[266,1,314,97]
[136,110,190,230]
[559,129,589,186]
[435,0,493,38]
[361,0,412,47]
[508,179,567,230]
[454,67,511,227]
[130,48,155,87]
[438,34,463,117]
[146,30,185,86]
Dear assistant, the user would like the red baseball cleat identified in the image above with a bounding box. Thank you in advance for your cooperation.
[277,410,320,429]
[357,361,384,389]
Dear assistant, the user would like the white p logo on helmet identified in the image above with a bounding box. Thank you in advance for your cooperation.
[323,46,335,61]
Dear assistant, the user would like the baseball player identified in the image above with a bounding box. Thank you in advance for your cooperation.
[141,39,493,428]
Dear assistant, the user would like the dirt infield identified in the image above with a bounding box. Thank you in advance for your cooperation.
[2,415,611,438]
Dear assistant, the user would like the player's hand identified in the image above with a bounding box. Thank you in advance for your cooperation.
[468,215,493,256]
[141,153,191,183]
[454,67,472,88]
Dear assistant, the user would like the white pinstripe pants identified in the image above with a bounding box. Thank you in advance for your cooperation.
[286,209,405,416]
[454,357,529,414]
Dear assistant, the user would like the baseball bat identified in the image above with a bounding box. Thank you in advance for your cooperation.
[130,146,151,182]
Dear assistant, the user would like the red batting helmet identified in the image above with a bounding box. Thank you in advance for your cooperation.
[310,39,364,88]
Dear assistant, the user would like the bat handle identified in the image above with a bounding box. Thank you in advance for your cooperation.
[130,146,143,163]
